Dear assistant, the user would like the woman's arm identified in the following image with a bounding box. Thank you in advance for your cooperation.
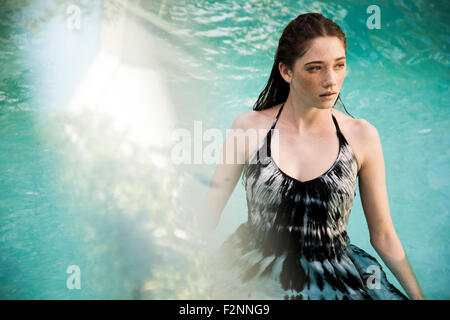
[357,119,426,300]
[195,114,249,239]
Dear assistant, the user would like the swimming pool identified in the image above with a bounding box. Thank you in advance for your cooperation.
[0,0,448,299]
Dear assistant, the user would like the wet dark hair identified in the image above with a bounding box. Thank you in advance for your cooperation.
[253,12,354,118]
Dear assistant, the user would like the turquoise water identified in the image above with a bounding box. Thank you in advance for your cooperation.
[0,0,448,299]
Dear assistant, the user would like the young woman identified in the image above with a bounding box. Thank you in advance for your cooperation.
[199,12,425,300]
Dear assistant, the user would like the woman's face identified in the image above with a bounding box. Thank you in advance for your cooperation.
[280,36,346,109]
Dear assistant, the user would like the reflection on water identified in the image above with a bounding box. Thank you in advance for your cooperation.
[0,0,448,299]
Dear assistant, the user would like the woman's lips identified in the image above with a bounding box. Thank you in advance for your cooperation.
[320,93,336,99]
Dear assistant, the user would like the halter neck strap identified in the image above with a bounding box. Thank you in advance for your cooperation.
[270,102,285,130]
[331,112,341,133]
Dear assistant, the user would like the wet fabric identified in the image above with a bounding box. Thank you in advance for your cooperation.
[206,102,408,300]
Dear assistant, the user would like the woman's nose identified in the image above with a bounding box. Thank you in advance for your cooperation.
[322,68,337,87]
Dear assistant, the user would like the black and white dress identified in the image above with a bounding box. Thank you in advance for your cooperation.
[206,102,408,300]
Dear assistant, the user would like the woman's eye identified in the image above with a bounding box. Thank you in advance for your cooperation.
[309,64,344,72]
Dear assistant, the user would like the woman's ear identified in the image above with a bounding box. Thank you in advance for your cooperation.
[278,61,292,84]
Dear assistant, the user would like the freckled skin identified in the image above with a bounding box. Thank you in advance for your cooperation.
[207,103,409,300]
[281,36,346,112]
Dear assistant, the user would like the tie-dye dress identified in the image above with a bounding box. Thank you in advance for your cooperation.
[206,102,408,300]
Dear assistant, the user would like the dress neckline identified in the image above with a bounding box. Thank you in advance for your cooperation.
[267,102,343,185]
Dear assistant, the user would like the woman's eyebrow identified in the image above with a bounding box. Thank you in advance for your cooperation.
[305,56,346,65]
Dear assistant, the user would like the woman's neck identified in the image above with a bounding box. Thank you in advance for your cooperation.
[281,97,334,135]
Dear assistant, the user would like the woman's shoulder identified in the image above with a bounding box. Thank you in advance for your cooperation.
[332,108,380,171]
[332,108,378,138]
[232,104,282,131]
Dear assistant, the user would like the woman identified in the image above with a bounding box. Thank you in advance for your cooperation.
[198,12,425,300]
